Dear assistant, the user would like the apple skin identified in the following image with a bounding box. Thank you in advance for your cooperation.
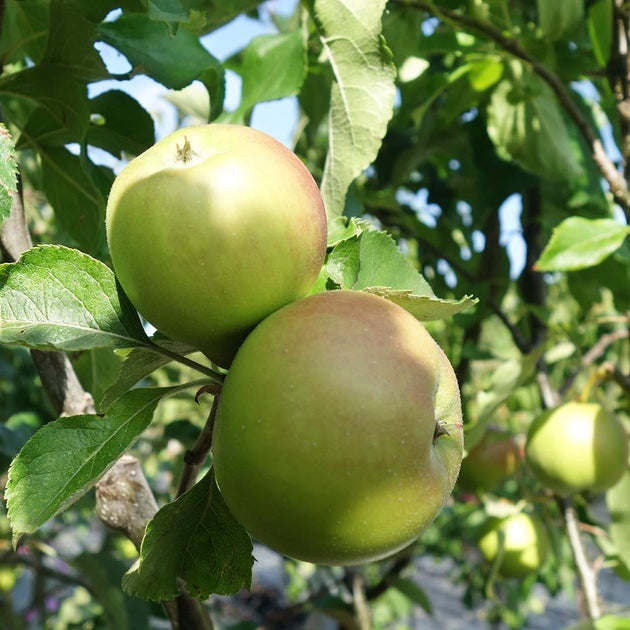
[106,124,327,368]
[458,427,522,494]
[525,402,629,496]
[478,512,550,579]
[212,290,464,565]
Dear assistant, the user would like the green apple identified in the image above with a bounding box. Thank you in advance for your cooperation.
[525,402,628,496]
[478,511,550,578]
[212,289,464,565]
[106,124,327,368]
[458,427,522,494]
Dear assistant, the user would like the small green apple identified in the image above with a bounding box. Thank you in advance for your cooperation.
[458,426,522,494]
[478,511,550,578]
[525,402,628,496]
[106,124,327,367]
[212,289,464,565]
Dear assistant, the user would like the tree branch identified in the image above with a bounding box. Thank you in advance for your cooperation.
[0,178,96,416]
[95,455,159,550]
[391,0,630,220]
[176,395,219,498]
[558,497,602,622]
[0,145,214,630]
[560,329,630,396]
[95,455,214,630]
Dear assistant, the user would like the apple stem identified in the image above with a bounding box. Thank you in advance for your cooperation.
[146,340,226,386]
[176,395,220,498]
[557,496,602,622]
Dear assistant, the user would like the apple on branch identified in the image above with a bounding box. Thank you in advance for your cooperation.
[525,402,629,496]
[478,511,551,579]
[212,289,464,566]
[106,123,327,368]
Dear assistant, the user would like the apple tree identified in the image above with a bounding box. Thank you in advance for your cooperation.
[0,1,629,629]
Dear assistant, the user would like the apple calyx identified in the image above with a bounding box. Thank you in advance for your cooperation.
[176,137,196,163]
[433,421,451,442]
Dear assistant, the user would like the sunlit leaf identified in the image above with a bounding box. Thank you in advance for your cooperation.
[222,29,307,123]
[364,288,477,321]
[0,245,148,352]
[305,0,396,217]
[0,124,18,228]
[535,217,629,272]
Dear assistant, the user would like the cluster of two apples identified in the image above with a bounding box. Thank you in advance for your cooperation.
[106,124,464,566]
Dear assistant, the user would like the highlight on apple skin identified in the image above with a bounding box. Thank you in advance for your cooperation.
[212,289,464,566]
[106,123,327,368]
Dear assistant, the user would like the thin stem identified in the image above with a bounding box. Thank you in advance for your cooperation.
[145,341,226,386]
[176,396,220,498]
[391,0,630,219]
[557,497,602,621]
[351,570,373,630]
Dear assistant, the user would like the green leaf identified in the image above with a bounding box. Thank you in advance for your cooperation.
[97,13,225,118]
[487,63,583,182]
[587,0,613,67]
[40,147,109,251]
[100,338,199,411]
[535,217,629,272]
[325,229,435,296]
[388,575,432,614]
[122,469,253,601]
[0,245,148,352]
[466,57,504,92]
[537,0,583,41]
[43,0,108,81]
[607,469,630,575]
[72,348,125,413]
[468,348,545,443]
[6,387,171,542]
[221,29,307,124]
[164,83,211,124]
[87,90,155,159]
[0,65,90,148]
[319,229,476,320]
[305,0,396,217]
[0,0,49,65]
[326,216,374,247]
[0,124,18,228]
[364,288,477,321]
